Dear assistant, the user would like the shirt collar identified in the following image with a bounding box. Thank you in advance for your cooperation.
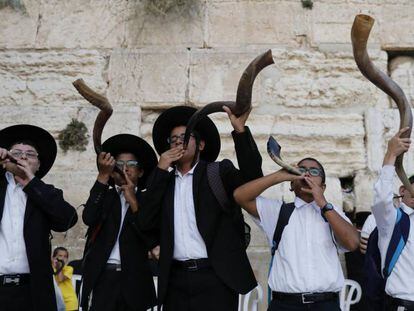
[175,162,198,178]
[400,202,414,216]
[115,185,138,194]
[294,196,320,212]
[5,171,20,188]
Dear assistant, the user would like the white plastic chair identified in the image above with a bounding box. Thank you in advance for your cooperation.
[340,279,362,311]
[238,284,263,311]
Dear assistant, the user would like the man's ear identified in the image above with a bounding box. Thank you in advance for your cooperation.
[321,183,326,191]
[138,168,144,178]
[198,139,205,151]
[35,160,40,173]
[399,185,405,196]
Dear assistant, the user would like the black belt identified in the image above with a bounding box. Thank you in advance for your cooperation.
[105,263,122,271]
[172,259,211,271]
[386,295,414,310]
[272,291,339,304]
[0,274,30,287]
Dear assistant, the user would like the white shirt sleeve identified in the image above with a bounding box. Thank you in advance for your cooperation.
[372,165,397,238]
[361,214,377,239]
[254,196,283,246]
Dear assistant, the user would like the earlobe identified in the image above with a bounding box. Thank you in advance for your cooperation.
[199,140,205,151]
[138,170,144,178]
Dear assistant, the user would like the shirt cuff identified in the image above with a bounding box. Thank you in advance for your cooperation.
[380,165,396,181]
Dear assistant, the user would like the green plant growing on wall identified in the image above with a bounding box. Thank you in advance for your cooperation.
[58,119,89,152]
[0,0,26,12]
[301,0,313,9]
[145,0,192,16]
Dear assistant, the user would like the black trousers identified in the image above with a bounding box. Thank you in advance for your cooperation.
[268,298,341,311]
[384,296,414,311]
[90,270,133,311]
[163,266,238,311]
[0,284,33,311]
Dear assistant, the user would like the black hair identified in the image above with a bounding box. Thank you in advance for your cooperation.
[297,157,326,183]
[52,247,68,258]
[9,139,39,153]
[409,175,414,184]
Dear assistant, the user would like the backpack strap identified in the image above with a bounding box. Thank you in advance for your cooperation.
[271,202,295,256]
[207,162,232,212]
[383,208,411,278]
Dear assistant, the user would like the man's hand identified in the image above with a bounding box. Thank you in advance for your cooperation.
[157,146,185,171]
[121,167,139,213]
[97,152,115,184]
[384,127,411,166]
[359,235,368,255]
[148,245,160,260]
[301,177,327,208]
[0,147,9,164]
[275,168,304,183]
[223,106,251,133]
[14,159,35,187]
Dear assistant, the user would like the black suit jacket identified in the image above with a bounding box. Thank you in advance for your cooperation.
[139,127,263,304]
[0,175,78,311]
[81,181,157,311]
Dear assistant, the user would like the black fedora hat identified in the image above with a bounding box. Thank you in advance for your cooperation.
[0,124,57,179]
[152,106,220,162]
[101,134,158,188]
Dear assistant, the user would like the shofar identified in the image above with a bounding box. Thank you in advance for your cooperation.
[351,14,414,195]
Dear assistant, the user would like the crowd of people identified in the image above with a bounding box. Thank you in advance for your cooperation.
[0,107,413,311]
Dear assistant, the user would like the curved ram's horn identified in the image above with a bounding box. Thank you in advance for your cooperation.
[73,79,113,154]
[267,136,302,175]
[183,49,275,147]
[351,14,414,195]
[73,79,124,177]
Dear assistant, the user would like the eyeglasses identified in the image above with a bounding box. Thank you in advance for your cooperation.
[298,166,323,177]
[115,160,140,170]
[9,149,38,159]
[167,133,195,144]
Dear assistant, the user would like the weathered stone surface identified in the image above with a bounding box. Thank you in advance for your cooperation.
[108,49,189,108]
[206,1,307,47]
[35,0,128,49]
[0,1,40,48]
[389,56,414,108]
[0,50,108,106]
[125,0,204,47]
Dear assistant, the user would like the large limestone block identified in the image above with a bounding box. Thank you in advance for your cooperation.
[206,1,308,47]
[0,50,107,106]
[34,0,128,49]
[258,49,389,112]
[382,3,414,48]
[310,2,382,47]
[189,48,272,106]
[125,0,204,47]
[0,1,39,48]
[365,108,414,174]
[354,170,378,212]
[108,49,189,108]
[389,56,414,108]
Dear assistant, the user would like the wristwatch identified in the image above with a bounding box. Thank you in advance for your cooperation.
[321,203,334,215]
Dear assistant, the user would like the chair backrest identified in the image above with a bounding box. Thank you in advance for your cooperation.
[340,279,362,311]
[238,284,264,311]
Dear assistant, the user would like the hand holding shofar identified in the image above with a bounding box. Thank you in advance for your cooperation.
[183,49,275,147]
[3,155,27,178]
[72,79,124,177]
[351,14,414,195]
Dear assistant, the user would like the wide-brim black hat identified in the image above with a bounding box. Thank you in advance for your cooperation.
[101,134,158,188]
[0,124,57,179]
[152,106,220,162]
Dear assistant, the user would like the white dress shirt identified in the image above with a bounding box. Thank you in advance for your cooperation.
[373,165,414,301]
[107,186,131,265]
[173,164,208,261]
[254,196,350,293]
[0,172,30,274]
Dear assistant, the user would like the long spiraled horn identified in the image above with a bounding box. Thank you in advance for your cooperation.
[351,14,414,195]
[73,79,124,177]
[183,49,275,146]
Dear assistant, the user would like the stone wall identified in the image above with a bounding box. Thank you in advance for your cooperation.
[1,0,414,309]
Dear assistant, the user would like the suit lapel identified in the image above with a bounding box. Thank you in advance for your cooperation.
[192,161,206,218]
[24,198,34,226]
[0,176,7,223]
[165,173,175,234]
